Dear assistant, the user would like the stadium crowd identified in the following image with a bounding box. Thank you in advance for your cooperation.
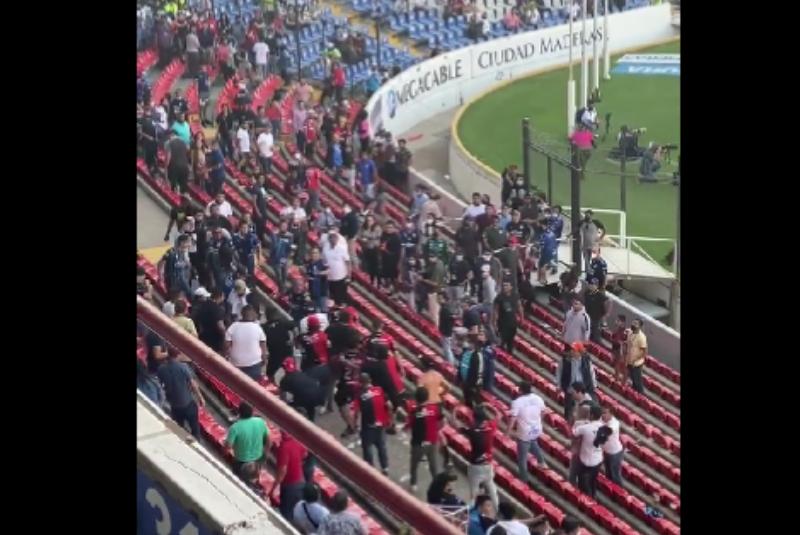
[137,1,661,534]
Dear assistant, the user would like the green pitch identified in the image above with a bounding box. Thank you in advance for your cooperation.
[457,41,680,263]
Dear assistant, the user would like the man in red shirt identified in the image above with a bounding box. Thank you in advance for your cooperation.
[270,430,309,520]
[332,62,346,103]
[404,386,444,491]
[304,114,319,159]
[351,374,390,473]
[454,404,502,509]
[305,166,322,212]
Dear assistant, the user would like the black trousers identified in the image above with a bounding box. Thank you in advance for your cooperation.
[463,384,482,409]
[329,279,349,306]
[499,323,518,354]
[168,165,189,193]
[578,462,602,499]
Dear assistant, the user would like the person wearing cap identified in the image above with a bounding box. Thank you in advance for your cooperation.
[228,279,251,321]
[555,342,597,420]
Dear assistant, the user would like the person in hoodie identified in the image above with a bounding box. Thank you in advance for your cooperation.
[458,335,485,409]
[476,329,496,394]
[268,219,295,293]
[555,342,597,420]
[468,495,497,535]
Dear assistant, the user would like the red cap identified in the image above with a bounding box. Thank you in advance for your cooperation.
[571,342,585,352]
[509,237,519,246]
[344,307,359,324]
[308,315,321,330]
[282,358,297,372]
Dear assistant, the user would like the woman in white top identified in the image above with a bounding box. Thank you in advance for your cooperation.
[507,382,547,484]
[601,406,625,486]
[225,305,267,382]
[572,404,605,499]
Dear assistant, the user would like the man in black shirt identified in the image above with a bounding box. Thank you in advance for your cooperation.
[583,279,610,344]
[452,404,501,509]
[170,88,189,122]
[138,107,159,173]
[492,281,522,354]
[279,358,324,422]
[438,293,457,364]
[216,105,235,157]
[164,131,190,193]
[192,288,226,353]
[505,210,530,244]
[264,311,296,381]
[455,217,479,265]
[518,193,539,225]
[446,250,473,304]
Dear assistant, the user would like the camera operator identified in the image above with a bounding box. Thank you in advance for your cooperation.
[617,125,640,160]
[639,143,662,183]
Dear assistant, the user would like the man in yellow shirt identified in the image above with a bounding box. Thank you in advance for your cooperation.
[626,319,647,394]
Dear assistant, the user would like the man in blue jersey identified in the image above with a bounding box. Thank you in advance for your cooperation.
[269,219,295,294]
[587,249,608,289]
[399,219,419,259]
[357,150,377,200]
[233,223,261,275]
[537,220,558,285]
[305,247,330,312]
[206,226,233,291]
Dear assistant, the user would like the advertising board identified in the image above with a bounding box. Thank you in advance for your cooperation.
[367,3,674,137]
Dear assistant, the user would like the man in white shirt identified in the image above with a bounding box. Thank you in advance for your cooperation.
[322,232,350,306]
[236,123,251,161]
[580,103,599,132]
[256,125,275,175]
[572,404,605,499]
[225,304,267,382]
[227,279,251,320]
[507,382,547,484]
[601,406,624,486]
[253,40,269,79]
[463,193,486,220]
[487,503,544,535]
[206,192,233,218]
[281,198,308,226]
[529,7,540,25]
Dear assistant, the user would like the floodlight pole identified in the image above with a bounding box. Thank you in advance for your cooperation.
[580,0,589,108]
[592,2,600,91]
[522,118,532,191]
[567,10,576,135]
[570,143,582,269]
[602,0,611,79]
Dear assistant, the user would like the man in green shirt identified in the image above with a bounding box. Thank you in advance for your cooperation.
[424,229,449,264]
[424,253,446,327]
[226,402,271,477]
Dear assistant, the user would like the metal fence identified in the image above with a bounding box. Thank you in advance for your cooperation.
[520,118,680,274]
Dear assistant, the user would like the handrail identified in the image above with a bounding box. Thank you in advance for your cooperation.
[136,296,463,535]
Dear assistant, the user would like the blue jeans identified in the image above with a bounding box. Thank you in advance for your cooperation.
[516,437,545,483]
[441,336,454,364]
[312,295,329,312]
[604,449,624,486]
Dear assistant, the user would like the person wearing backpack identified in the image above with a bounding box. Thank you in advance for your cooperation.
[572,404,608,499]
[293,483,329,534]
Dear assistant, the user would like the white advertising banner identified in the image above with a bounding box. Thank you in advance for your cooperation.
[366,4,674,136]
